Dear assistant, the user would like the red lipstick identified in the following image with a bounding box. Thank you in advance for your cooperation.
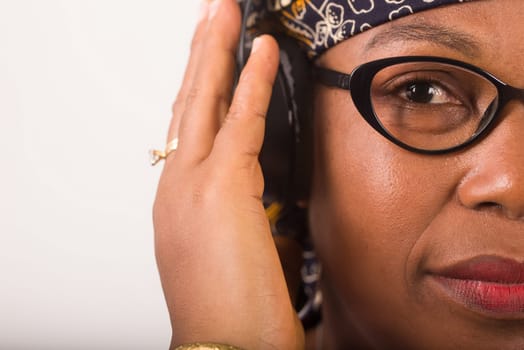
[431,256,524,315]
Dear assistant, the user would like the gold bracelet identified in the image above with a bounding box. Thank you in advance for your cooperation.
[174,343,245,350]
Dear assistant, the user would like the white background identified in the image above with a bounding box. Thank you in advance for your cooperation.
[0,1,200,348]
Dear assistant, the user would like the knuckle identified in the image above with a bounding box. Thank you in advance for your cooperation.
[185,85,231,111]
[154,172,212,214]
[171,94,185,114]
[240,148,261,159]
[226,104,266,124]
[190,30,205,52]
[185,86,202,107]
[224,109,241,124]
[250,108,267,122]
[190,18,208,51]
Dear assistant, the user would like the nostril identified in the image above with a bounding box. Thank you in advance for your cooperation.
[472,201,524,221]
[474,201,502,212]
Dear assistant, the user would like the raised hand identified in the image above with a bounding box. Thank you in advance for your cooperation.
[153,0,305,349]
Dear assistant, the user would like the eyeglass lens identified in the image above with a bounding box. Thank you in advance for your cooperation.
[369,62,499,151]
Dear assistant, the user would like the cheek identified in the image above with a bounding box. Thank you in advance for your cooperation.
[310,87,429,257]
[308,87,458,323]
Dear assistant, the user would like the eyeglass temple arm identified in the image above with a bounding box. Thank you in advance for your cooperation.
[313,66,352,90]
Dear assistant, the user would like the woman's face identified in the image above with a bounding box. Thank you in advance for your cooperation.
[309,0,524,348]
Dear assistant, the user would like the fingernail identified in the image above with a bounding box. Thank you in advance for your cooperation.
[251,36,263,54]
[208,0,221,20]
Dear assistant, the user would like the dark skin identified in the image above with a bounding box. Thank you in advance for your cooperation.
[154,0,524,348]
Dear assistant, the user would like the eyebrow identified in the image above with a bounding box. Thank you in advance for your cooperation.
[365,23,482,58]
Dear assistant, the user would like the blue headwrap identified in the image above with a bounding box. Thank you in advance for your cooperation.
[250,0,474,58]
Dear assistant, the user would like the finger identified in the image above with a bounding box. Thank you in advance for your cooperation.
[213,35,280,169]
[166,0,211,143]
[176,0,241,163]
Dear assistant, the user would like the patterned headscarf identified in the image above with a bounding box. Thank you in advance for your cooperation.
[249,0,473,58]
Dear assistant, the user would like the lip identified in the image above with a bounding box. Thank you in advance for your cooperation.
[429,255,524,316]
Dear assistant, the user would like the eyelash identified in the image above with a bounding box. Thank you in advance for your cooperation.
[380,71,471,106]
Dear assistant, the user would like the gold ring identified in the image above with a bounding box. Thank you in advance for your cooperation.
[150,138,179,166]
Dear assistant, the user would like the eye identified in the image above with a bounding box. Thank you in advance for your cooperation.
[404,81,444,104]
[399,80,460,105]
[364,61,500,151]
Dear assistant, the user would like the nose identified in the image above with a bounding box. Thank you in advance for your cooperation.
[457,103,524,221]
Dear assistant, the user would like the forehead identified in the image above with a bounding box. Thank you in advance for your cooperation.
[319,0,524,85]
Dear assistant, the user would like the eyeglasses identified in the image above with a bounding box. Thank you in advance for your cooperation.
[314,56,524,154]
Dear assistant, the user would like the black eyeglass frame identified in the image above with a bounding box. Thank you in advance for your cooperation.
[314,56,524,155]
